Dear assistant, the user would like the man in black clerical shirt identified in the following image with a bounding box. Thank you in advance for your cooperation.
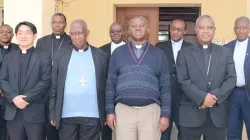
[36,13,71,63]
[0,24,19,140]
[36,13,71,140]
[176,15,236,140]
[0,21,51,140]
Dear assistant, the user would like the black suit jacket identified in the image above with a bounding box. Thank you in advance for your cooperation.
[36,33,71,121]
[156,40,191,124]
[36,33,71,59]
[100,43,111,56]
[49,45,109,129]
[0,43,19,67]
[176,43,236,128]
[0,49,52,123]
[0,43,19,107]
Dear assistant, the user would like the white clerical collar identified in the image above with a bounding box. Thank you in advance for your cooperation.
[135,44,143,49]
[236,38,248,45]
[203,45,208,49]
[56,36,60,39]
[74,45,89,53]
[21,49,27,54]
[171,39,183,45]
[111,41,125,47]
[3,46,8,49]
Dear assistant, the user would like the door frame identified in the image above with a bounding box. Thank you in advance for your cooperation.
[106,0,206,41]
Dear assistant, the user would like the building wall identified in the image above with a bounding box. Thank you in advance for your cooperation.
[247,0,250,19]
[1,0,248,46]
[59,0,246,47]
[205,0,246,44]
[0,1,3,8]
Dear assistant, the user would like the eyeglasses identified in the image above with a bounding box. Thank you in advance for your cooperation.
[170,27,184,32]
[110,30,122,34]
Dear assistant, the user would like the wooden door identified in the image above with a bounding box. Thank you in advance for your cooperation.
[116,7,159,45]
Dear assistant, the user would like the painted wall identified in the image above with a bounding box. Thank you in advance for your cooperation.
[0,1,3,8]
[247,0,250,20]
[4,0,55,43]
[59,0,109,47]
[205,0,246,44]
[2,0,248,46]
[59,0,247,46]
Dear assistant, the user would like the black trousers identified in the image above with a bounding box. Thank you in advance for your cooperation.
[46,123,60,140]
[161,117,180,140]
[180,114,226,140]
[44,98,60,140]
[101,125,112,140]
[59,117,101,140]
[6,110,45,140]
[0,108,8,140]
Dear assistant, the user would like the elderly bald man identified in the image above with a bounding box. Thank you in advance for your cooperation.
[49,19,109,140]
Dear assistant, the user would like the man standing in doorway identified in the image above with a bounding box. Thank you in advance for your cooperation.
[156,19,191,140]
[106,16,171,140]
[100,22,125,140]
[100,22,125,56]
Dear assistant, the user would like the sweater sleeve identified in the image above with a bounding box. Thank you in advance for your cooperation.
[159,52,171,118]
[105,54,117,115]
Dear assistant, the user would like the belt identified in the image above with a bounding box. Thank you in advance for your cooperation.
[235,86,246,90]
[132,106,142,109]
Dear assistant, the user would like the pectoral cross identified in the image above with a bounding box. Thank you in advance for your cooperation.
[78,76,87,87]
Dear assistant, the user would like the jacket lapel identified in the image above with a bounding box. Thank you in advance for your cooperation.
[60,46,73,89]
[62,34,71,47]
[90,46,100,90]
[90,46,101,106]
[108,43,111,55]
[244,38,250,77]
[23,50,39,88]
[231,40,236,55]
[208,44,220,85]
[12,50,20,82]
[166,41,175,64]
[190,44,208,83]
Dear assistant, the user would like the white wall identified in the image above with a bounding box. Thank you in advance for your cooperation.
[4,0,55,43]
